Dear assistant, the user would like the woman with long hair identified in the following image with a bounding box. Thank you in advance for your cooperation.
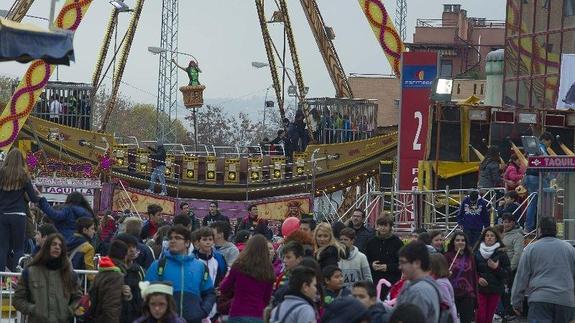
[37,191,94,241]
[503,154,525,191]
[443,231,477,323]
[477,146,502,189]
[473,227,510,323]
[219,234,276,323]
[0,148,41,271]
[13,233,81,323]
[134,281,186,323]
[313,222,347,269]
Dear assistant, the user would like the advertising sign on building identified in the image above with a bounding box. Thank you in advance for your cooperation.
[398,52,438,190]
[557,54,575,109]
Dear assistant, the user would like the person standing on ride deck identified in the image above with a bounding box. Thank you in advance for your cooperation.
[0,148,41,271]
[477,146,503,189]
[146,142,167,196]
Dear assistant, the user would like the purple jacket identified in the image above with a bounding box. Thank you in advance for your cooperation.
[219,267,274,318]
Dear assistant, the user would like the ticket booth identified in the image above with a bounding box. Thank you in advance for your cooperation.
[527,156,575,240]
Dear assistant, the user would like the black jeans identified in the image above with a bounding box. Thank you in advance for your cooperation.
[0,214,26,271]
[528,302,575,323]
[455,296,475,323]
[501,269,516,316]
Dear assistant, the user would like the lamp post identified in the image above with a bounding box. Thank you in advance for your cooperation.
[252,61,308,110]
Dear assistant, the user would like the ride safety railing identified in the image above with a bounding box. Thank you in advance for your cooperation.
[0,269,98,322]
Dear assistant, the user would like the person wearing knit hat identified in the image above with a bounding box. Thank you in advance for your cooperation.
[322,296,370,323]
[134,281,186,323]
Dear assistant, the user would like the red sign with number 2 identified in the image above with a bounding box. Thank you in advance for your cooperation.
[398,52,438,190]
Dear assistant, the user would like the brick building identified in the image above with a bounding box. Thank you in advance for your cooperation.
[408,4,505,78]
[351,4,503,127]
[349,75,400,127]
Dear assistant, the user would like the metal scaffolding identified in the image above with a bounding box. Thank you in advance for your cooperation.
[395,0,407,42]
[156,0,179,142]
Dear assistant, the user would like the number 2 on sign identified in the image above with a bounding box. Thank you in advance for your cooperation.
[413,111,422,150]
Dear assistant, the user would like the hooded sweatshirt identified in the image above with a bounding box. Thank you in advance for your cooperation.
[338,246,372,289]
[457,196,490,230]
[216,241,239,266]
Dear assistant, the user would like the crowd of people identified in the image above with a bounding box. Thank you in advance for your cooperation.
[475,131,558,234]
[36,91,92,130]
[1,145,575,323]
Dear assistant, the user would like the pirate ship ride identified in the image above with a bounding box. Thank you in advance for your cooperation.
[2,0,403,201]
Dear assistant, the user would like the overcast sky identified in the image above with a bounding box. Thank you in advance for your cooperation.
[2,0,506,106]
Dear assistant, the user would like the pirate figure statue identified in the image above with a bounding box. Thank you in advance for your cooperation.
[172,58,202,86]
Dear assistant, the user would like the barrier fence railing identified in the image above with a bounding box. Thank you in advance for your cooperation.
[0,269,98,322]
[363,187,508,233]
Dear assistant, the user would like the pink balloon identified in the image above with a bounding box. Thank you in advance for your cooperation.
[281,217,300,237]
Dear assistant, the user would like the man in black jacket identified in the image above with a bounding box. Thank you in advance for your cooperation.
[348,209,374,254]
[235,204,258,234]
[145,142,167,196]
[364,215,403,300]
[202,201,230,227]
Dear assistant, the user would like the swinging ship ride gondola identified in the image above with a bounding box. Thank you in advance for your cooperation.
[2,0,402,201]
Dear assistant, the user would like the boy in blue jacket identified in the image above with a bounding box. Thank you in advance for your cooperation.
[145,225,216,323]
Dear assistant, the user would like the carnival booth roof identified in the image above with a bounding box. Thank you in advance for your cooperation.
[0,18,74,65]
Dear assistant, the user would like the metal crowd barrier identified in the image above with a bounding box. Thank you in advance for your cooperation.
[0,269,97,321]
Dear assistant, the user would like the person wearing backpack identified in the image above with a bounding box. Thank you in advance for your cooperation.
[394,241,446,323]
[67,217,96,272]
[269,266,318,323]
[145,225,216,323]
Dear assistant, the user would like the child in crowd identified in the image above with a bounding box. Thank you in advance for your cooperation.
[134,281,186,323]
[270,266,319,323]
[274,241,304,290]
[496,190,520,224]
[352,281,389,323]
[192,227,227,321]
[322,265,351,305]
[67,217,96,272]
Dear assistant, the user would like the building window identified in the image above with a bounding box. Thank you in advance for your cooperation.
[473,83,477,94]
[565,0,575,16]
[457,84,461,94]
[480,84,484,95]
[440,59,453,77]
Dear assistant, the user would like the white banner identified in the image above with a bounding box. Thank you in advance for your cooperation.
[33,176,101,188]
[557,54,575,109]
